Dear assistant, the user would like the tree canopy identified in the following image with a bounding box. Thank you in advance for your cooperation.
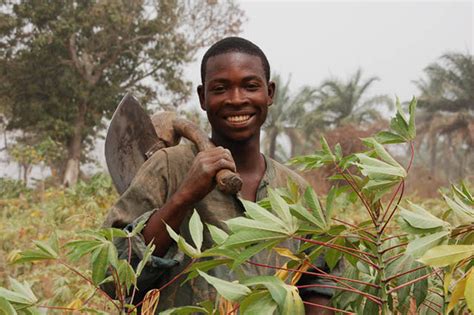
[0,0,243,185]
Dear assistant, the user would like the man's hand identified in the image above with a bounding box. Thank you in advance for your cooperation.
[143,146,235,257]
[175,146,236,205]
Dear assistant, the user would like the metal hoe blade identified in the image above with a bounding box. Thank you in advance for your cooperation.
[105,93,160,195]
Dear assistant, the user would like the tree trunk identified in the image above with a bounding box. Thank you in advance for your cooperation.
[268,129,278,160]
[63,104,86,187]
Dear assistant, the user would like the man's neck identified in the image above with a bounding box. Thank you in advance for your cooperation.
[211,135,264,175]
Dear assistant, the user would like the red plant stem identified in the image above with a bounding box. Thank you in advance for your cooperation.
[407,142,415,172]
[387,271,435,294]
[332,218,377,239]
[82,288,98,308]
[381,234,408,242]
[293,236,377,259]
[423,297,442,309]
[428,288,444,298]
[297,284,382,305]
[127,236,132,265]
[383,253,403,266]
[111,266,124,309]
[336,168,377,225]
[379,242,408,255]
[380,181,405,234]
[303,301,354,314]
[451,226,474,238]
[293,236,380,270]
[383,265,427,283]
[37,305,77,311]
[246,260,380,289]
[59,260,121,311]
[380,180,404,223]
[158,258,196,292]
[129,286,138,313]
[421,301,442,314]
[338,234,377,245]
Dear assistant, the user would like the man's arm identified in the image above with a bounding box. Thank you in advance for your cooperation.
[142,146,235,257]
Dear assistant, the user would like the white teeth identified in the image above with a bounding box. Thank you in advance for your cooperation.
[227,115,250,122]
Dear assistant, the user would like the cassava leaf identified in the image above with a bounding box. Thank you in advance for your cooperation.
[418,245,474,267]
[197,270,250,301]
[206,224,228,245]
[406,231,449,258]
[189,209,204,251]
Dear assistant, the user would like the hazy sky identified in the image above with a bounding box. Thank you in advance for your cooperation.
[187,0,473,105]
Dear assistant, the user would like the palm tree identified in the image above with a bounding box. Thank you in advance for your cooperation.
[414,52,474,180]
[316,69,392,127]
[262,74,318,160]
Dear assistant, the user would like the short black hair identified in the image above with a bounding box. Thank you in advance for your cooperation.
[200,37,270,83]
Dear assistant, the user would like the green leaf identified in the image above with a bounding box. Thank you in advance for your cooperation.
[418,245,474,267]
[116,260,136,292]
[320,136,335,161]
[354,153,407,178]
[281,285,304,315]
[240,199,286,228]
[165,224,199,257]
[290,204,325,230]
[197,270,250,302]
[231,240,280,270]
[91,244,113,284]
[0,279,37,305]
[0,297,17,315]
[303,187,327,228]
[65,240,102,262]
[185,259,232,283]
[325,237,344,270]
[226,216,286,234]
[31,239,58,259]
[399,203,448,229]
[189,210,204,251]
[465,270,474,313]
[240,291,277,315]
[8,278,37,304]
[136,240,156,277]
[375,131,406,144]
[268,188,298,232]
[406,231,449,258]
[223,230,286,248]
[241,276,287,306]
[206,224,228,245]
[443,194,474,223]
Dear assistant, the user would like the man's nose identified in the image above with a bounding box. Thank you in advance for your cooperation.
[226,88,248,105]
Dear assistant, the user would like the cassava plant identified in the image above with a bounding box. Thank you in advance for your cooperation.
[1,97,473,314]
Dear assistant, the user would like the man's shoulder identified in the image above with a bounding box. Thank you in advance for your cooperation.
[147,143,197,166]
[267,157,309,190]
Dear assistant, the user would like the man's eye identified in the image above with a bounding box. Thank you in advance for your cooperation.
[211,86,225,93]
[246,83,260,91]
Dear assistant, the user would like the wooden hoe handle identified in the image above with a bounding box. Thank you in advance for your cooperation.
[172,118,243,195]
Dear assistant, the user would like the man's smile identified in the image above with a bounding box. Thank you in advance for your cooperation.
[226,114,253,123]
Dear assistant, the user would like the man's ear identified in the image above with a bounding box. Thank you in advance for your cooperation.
[197,85,206,111]
[267,80,276,106]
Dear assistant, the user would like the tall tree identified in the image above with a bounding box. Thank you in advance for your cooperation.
[414,52,474,179]
[316,69,392,127]
[262,74,317,160]
[0,0,243,186]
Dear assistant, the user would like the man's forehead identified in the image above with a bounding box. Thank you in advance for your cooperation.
[205,52,266,79]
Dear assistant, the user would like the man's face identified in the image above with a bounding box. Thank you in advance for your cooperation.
[198,52,275,143]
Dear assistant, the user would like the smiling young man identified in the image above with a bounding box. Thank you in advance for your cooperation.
[103,37,334,314]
